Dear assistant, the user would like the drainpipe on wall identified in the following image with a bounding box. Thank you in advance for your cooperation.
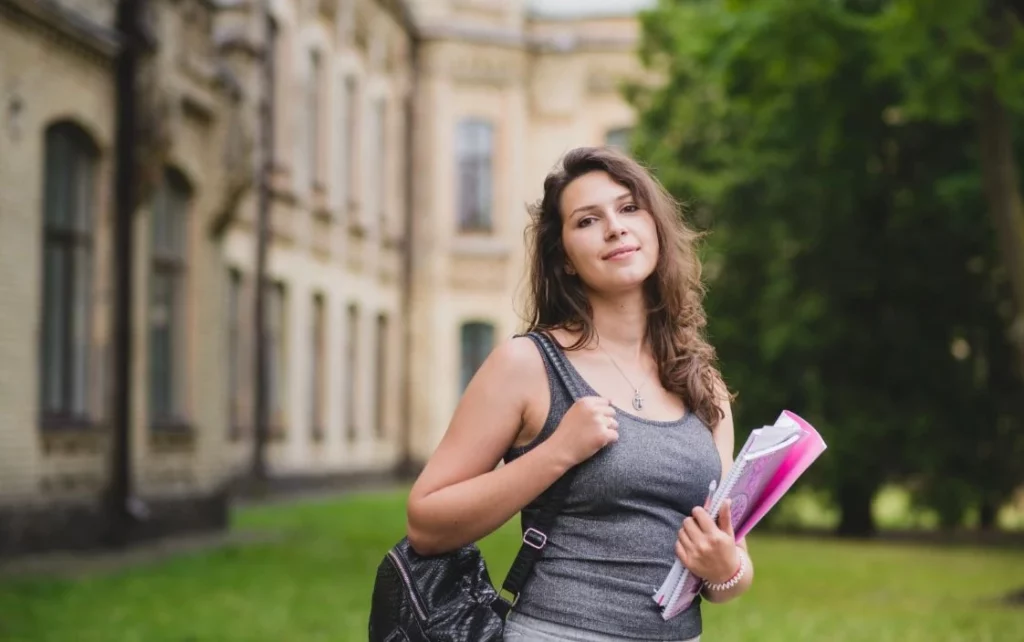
[106,0,146,545]
[251,2,276,487]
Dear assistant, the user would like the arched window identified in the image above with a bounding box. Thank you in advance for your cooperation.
[149,168,192,427]
[39,121,99,427]
[460,321,495,392]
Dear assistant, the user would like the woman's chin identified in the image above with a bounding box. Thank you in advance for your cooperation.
[587,275,650,297]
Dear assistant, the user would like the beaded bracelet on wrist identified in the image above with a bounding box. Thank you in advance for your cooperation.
[703,549,747,592]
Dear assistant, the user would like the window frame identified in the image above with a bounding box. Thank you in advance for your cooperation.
[456,119,495,234]
[39,122,99,431]
[148,168,193,432]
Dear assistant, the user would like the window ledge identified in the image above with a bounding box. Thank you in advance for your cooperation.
[40,416,107,456]
[452,234,510,258]
[40,413,97,432]
[151,418,193,433]
[150,419,196,452]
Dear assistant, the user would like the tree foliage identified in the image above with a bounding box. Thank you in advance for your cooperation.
[629,0,1024,535]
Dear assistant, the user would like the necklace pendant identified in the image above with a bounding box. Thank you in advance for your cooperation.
[632,390,644,412]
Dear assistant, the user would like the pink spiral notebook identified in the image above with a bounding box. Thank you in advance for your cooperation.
[653,410,827,619]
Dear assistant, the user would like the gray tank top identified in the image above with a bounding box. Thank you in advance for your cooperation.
[504,332,722,641]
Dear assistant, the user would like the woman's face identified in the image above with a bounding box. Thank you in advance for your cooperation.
[559,170,660,295]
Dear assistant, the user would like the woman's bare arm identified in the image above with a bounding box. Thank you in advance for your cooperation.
[405,337,574,556]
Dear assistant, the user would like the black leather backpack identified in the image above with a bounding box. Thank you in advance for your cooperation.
[368,332,582,642]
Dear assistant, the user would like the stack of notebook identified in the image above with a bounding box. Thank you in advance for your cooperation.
[654,410,828,619]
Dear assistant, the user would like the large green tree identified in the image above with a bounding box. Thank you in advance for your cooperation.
[868,0,1024,376]
[629,0,1024,535]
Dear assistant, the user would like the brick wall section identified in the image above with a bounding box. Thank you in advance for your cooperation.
[0,13,116,505]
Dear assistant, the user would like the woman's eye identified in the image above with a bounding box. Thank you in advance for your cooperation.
[578,217,596,227]
[622,204,638,213]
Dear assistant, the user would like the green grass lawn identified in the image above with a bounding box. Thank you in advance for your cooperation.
[1,490,1022,642]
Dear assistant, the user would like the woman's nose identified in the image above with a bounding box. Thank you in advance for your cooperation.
[605,214,627,239]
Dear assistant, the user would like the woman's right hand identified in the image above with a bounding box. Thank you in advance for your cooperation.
[546,396,619,466]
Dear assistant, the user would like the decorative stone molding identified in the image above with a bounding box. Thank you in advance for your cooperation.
[449,254,508,291]
[449,49,525,87]
[41,428,110,457]
[419,42,525,86]
[134,44,176,210]
[150,426,197,453]
[57,0,115,28]
[417,23,524,49]
[416,22,640,55]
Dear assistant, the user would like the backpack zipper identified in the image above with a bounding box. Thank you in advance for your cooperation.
[387,549,428,622]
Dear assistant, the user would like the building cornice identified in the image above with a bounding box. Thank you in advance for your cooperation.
[416,22,637,53]
[0,0,121,60]
[524,0,655,22]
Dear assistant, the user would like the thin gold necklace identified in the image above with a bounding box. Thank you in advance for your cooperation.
[597,342,648,412]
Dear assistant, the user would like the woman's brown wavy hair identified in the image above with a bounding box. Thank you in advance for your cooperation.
[522,146,730,430]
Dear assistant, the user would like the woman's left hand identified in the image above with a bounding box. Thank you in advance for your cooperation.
[675,498,742,584]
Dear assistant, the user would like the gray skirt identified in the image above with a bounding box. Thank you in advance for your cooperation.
[504,612,701,642]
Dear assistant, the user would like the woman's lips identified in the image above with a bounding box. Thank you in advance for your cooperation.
[603,246,639,260]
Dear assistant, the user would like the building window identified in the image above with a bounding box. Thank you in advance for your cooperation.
[371,96,388,224]
[374,313,388,440]
[605,127,632,151]
[227,269,246,437]
[267,281,287,433]
[345,303,359,441]
[339,75,358,214]
[460,322,495,393]
[456,119,494,233]
[149,169,192,428]
[310,293,326,441]
[39,122,98,427]
[307,49,322,188]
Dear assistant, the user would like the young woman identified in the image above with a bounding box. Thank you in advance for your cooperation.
[405,147,753,641]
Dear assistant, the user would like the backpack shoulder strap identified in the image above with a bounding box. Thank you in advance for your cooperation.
[492,330,583,617]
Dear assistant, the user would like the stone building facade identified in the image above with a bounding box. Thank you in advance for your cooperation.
[0,0,653,555]
[216,0,416,483]
[0,0,254,554]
